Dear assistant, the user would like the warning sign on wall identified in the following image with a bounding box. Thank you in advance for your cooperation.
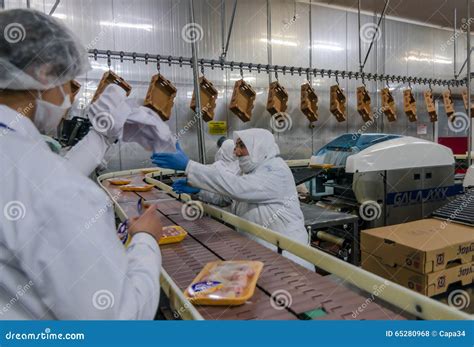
[208,121,227,135]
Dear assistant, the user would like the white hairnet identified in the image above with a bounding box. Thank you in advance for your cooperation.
[0,9,90,90]
[233,129,280,163]
[214,139,235,162]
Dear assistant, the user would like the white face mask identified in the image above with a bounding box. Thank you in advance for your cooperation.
[238,155,258,174]
[34,86,71,136]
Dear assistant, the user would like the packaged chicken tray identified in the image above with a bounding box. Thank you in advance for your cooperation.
[159,225,188,245]
[184,261,264,306]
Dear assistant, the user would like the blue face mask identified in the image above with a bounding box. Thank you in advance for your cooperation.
[34,86,71,136]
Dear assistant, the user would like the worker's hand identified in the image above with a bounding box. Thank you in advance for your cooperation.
[151,142,189,171]
[172,178,200,194]
[87,84,129,142]
[128,204,163,244]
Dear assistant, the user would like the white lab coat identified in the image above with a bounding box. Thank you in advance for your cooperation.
[186,129,312,269]
[196,140,239,207]
[64,85,176,177]
[0,105,161,320]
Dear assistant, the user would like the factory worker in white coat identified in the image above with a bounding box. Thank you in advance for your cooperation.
[152,129,313,269]
[173,139,239,207]
[0,9,165,319]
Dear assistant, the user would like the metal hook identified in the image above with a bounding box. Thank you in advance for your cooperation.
[144,53,149,65]
[156,55,161,72]
[132,52,137,64]
[306,68,310,82]
[335,73,339,86]
[200,59,205,75]
[257,64,261,73]
[106,50,111,69]
[239,63,244,79]
[119,51,124,63]
[362,74,366,87]
[179,57,183,68]
[210,60,215,70]
[168,56,172,67]
[93,49,98,61]
[248,63,253,73]
[274,67,278,81]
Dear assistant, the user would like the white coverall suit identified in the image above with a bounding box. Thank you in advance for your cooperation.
[186,129,313,270]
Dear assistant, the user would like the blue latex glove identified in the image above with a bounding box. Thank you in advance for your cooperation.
[172,178,201,194]
[151,142,189,171]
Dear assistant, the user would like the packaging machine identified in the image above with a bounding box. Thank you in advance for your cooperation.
[291,134,463,266]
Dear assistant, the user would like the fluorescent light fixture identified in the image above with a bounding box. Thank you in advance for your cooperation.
[52,13,67,19]
[260,38,298,47]
[100,21,153,31]
[404,52,452,65]
[312,41,343,51]
[224,76,257,83]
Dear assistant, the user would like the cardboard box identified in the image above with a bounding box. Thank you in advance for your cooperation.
[361,219,474,274]
[362,252,473,297]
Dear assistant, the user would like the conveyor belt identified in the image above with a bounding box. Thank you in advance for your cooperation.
[100,172,407,320]
[291,167,323,185]
[432,189,474,226]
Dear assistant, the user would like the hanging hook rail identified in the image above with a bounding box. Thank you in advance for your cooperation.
[87,49,463,87]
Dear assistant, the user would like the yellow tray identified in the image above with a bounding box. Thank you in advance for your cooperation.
[141,168,160,174]
[108,178,132,185]
[309,163,334,169]
[119,184,154,192]
[184,261,264,306]
[159,225,188,245]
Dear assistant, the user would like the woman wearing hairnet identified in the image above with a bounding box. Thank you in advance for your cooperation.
[152,129,313,270]
[0,9,165,319]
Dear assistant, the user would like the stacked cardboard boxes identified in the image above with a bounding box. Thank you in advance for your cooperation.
[361,219,474,297]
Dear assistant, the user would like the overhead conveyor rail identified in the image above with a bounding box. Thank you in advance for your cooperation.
[88,49,464,87]
[98,169,472,320]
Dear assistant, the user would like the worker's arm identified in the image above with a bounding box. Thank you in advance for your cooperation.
[197,189,232,207]
[186,160,283,204]
[63,129,110,176]
[17,177,161,320]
